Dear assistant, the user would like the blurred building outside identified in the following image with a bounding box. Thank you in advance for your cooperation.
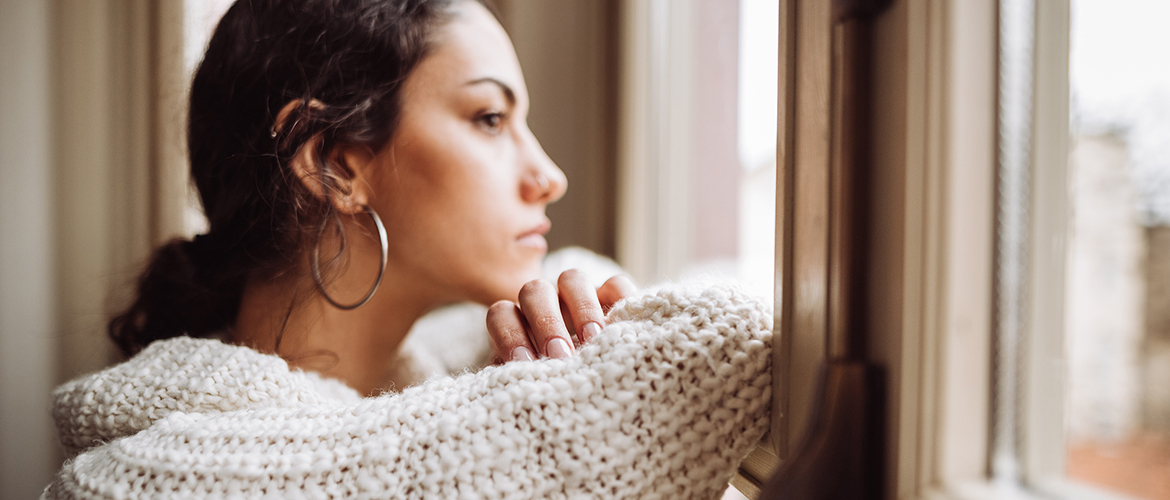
[1064,1,1170,496]
[1065,131,1170,500]
[1065,133,1167,440]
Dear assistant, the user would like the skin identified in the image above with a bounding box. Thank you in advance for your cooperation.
[232,2,634,396]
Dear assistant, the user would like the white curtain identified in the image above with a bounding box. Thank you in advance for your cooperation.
[0,1,187,495]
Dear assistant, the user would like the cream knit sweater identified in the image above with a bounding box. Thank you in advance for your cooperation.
[44,285,772,499]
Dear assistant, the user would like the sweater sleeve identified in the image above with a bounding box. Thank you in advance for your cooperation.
[385,246,632,387]
[44,285,773,500]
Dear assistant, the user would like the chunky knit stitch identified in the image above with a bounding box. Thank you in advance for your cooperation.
[44,285,772,499]
[386,246,628,387]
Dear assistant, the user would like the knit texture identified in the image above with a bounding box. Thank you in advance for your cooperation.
[45,285,772,499]
[386,247,628,387]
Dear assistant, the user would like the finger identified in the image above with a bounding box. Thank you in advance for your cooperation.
[558,299,578,346]
[597,274,637,313]
[517,279,575,359]
[557,269,606,344]
[487,300,536,363]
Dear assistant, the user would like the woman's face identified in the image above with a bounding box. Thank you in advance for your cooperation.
[365,2,566,306]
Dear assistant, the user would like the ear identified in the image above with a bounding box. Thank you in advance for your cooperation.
[277,99,377,215]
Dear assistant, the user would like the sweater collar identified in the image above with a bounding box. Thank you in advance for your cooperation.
[50,336,360,455]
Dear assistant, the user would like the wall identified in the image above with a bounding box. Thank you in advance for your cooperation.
[0,2,187,496]
[493,0,620,258]
[0,1,60,497]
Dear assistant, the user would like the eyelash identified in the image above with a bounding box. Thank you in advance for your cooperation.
[476,110,507,134]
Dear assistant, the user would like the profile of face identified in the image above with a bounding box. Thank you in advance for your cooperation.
[356,2,567,306]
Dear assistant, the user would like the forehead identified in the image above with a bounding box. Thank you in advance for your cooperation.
[403,3,526,101]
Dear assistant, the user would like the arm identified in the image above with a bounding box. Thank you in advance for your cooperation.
[45,285,772,500]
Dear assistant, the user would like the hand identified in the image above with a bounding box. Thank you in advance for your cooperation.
[488,270,636,363]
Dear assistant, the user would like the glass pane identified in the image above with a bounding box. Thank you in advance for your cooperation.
[734,0,779,303]
[1065,1,1170,497]
[679,0,777,304]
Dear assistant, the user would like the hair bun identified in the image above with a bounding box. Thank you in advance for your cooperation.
[108,237,240,356]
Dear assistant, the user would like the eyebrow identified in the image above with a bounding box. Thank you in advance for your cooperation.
[464,77,516,106]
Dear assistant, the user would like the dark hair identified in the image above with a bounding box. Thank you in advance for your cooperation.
[109,0,488,356]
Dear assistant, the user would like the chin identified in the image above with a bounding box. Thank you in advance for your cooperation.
[492,265,545,303]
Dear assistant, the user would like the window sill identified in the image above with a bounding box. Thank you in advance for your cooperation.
[926,479,1140,500]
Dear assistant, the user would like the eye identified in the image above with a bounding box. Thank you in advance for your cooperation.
[476,111,507,135]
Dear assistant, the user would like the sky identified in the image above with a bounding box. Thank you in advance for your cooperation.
[1072,0,1170,223]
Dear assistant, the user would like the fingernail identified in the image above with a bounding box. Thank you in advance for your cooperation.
[582,322,602,343]
[547,337,573,359]
[510,346,535,362]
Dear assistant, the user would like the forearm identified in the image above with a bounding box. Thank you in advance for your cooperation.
[46,286,772,499]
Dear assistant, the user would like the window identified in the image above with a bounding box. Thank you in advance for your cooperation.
[1060,0,1170,497]
[850,0,1170,498]
[713,0,1168,498]
[614,0,777,304]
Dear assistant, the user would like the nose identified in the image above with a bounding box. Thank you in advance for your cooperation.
[519,128,567,204]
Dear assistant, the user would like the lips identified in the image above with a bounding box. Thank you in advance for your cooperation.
[517,219,551,251]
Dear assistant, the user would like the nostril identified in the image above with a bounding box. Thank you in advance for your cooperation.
[547,169,567,202]
[522,132,566,202]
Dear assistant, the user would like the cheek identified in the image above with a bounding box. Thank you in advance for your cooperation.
[377,126,536,298]
[396,144,510,232]
[382,124,482,214]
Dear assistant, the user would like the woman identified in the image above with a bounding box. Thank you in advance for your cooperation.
[45,0,773,497]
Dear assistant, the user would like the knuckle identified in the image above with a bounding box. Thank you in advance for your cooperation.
[531,314,562,333]
[608,274,635,290]
[520,278,554,297]
[574,302,601,319]
[558,268,585,286]
[487,300,516,318]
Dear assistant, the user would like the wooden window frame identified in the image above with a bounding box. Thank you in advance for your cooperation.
[619,0,1138,498]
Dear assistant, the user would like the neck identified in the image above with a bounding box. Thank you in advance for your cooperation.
[232,265,448,397]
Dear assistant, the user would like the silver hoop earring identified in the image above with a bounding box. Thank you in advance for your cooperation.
[311,205,389,310]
